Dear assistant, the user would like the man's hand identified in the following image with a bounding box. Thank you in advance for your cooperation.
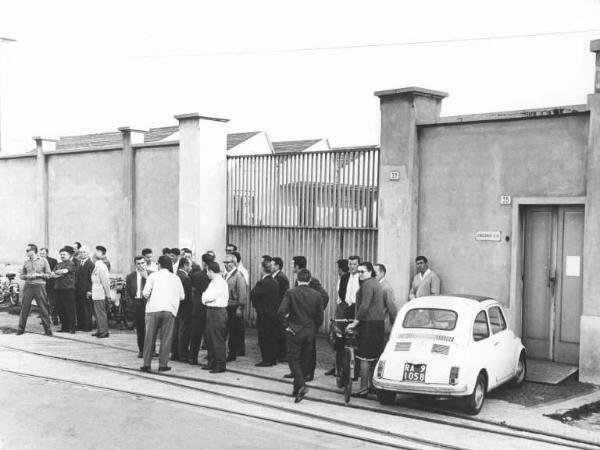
[285,326,296,336]
[86,292,92,299]
[235,307,243,318]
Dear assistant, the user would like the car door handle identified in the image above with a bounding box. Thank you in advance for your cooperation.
[493,341,500,346]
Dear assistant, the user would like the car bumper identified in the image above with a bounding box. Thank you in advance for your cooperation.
[373,377,469,395]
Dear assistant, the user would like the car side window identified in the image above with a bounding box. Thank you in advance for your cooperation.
[473,311,490,342]
[488,306,507,334]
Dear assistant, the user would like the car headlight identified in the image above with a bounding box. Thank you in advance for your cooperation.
[449,366,460,385]
[376,360,386,378]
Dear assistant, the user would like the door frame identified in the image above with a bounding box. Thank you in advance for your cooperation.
[508,197,585,343]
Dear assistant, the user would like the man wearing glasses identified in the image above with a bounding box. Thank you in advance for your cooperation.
[17,244,53,336]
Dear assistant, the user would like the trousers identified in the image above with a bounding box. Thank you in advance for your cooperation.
[225,306,245,357]
[256,314,278,364]
[47,288,58,323]
[75,290,93,330]
[143,311,174,368]
[206,307,227,369]
[55,289,76,332]
[286,327,315,393]
[18,284,51,332]
[189,306,207,362]
[171,315,192,360]
[133,299,146,353]
[93,299,109,334]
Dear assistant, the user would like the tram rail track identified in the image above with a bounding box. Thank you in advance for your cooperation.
[1,329,598,449]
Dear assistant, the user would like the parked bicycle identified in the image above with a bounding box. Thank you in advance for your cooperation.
[329,318,358,404]
[107,276,134,330]
[0,273,20,306]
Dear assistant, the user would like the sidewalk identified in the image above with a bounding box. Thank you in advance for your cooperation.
[1,310,599,440]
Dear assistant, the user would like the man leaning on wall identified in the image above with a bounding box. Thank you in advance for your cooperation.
[408,256,441,300]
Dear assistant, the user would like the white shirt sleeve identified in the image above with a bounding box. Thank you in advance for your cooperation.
[143,274,154,299]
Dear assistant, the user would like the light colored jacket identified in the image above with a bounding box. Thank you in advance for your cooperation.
[91,260,111,300]
[225,269,248,308]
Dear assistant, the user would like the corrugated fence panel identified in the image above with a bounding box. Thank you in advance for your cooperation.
[227,148,379,333]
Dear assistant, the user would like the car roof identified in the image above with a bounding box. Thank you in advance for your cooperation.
[402,295,499,313]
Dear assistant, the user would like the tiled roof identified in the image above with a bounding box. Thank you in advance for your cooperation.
[227,131,261,150]
[56,132,122,151]
[144,126,179,143]
[271,139,322,154]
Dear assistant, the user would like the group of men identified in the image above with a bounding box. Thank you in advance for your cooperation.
[17,242,113,338]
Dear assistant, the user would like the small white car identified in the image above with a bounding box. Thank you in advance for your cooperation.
[372,295,526,415]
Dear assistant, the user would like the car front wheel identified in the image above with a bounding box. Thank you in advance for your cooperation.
[376,389,396,406]
[509,352,527,388]
[462,373,486,415]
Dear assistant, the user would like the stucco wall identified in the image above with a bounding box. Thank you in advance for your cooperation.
[134,145,179,260]
[417,114,589,304]
[47,149,126,271]
[0,156,39,266]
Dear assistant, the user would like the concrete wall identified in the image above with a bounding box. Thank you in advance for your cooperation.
[417,114,589,304]
[0,156,39,265]
[134,145,179,263]
[46,148,125,271]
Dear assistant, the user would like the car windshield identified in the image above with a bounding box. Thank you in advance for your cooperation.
[402,308,458,331]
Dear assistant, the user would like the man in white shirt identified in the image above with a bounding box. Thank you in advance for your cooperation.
[202,261,229,373]
[345,255,361,306]
[409,255,441,300]
[140,255,185,372]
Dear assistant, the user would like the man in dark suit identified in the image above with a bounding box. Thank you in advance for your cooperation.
[282,256,329,381]
[171,258,193,361]
[223,253,248,361]
[251,260,280,367]
[278,269,324,403]
[125,255,150,357]
[188,253,214,365]
[75,246,95,331]
[40,248,59,326]
[271,257,289,361]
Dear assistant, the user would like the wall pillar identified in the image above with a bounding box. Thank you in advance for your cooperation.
[32,136,56,248]
[374,87,447,302]
[118,127,145,273]
[174,113,229,260]
[580,39,600,384]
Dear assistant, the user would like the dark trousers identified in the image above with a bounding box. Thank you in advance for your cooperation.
[307,341,317,377]
[75,290,93,330]
[225,306,245,357]
[171,315,192,360]
[286,327,315,393]
[206,307,228,369]
[133,299,146,353]
[256,314,278,364]
[189,307,207,362]
[143,311,174,368]
[18,284,51,332]
[47,288,58,323]
[55,289,76,331]
[275,323,287,360]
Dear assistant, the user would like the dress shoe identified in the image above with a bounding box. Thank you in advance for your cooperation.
[96,333,109,338]
[283,373,294,378]
[255,361,275,367]
[15,330,24,335]
[304,374,314,382]
[91,332,100,337]
[201,365,214,370]
[226,354,236,362]
[137,352,143,358]
[57,329,69,333]
[209,368,226,374]
[351,389,370,399]
[189,359,199,365]
[294,386,308,403]
[158,366,171,372]
[324,367,336,376]
[140,366,151,372]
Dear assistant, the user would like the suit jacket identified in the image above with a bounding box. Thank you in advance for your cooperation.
[278,285,324,333]
[75,258,95,294]
[295,276,329,309]
[380,278,399,332]
[190,269,210,316]
[251,275,280,317]
[225,269,248,308]
[272,271,290,305]
[125,271,146,301]
[177,269,193,318]
[45,256,58,290]
[338,272,350,303]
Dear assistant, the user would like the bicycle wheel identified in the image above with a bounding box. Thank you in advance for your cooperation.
[9,291,19,306]
[121,302,135,330]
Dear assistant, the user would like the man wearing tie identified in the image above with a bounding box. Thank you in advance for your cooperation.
[125,256,150,357]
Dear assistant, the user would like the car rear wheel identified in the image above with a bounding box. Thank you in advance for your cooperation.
[376,389,396,406]
[462,373,486,415]
[509,352,527,388]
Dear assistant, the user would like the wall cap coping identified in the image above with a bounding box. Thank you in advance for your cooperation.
[173,112,229,123]
[117,127,147,133]
[32,136,58,142]
[0,152,36,160]
[132,140,179,149]
[374,87,449,100]
[418,104,590,126]
[591,39,600,52]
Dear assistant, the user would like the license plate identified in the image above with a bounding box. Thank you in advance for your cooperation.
[403,363,426,382]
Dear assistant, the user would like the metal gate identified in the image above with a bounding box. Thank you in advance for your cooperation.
[227,147,379,329]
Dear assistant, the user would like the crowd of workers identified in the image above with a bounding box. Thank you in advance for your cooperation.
[15,241,441,403]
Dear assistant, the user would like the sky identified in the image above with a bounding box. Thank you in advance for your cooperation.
[0,0,599,153]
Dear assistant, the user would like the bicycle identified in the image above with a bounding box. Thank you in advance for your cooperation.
[0,273,20,306]
[329,318,357,404]
[107,277,134,330]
